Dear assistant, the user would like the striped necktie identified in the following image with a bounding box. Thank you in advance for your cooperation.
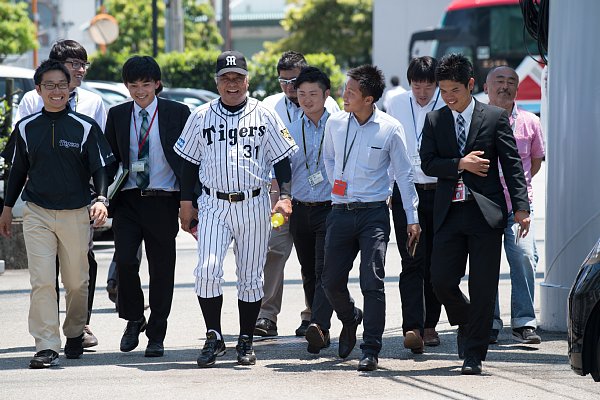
[456,114,466,155]
[136,109,150,189]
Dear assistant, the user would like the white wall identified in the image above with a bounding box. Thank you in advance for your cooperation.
[373,0,450,89]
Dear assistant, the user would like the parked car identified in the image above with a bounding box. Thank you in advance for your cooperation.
[568,236,600,381]
[159,88,218,110]
[82,80,130,107]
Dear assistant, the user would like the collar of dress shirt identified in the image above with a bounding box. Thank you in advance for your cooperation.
[451,97,475,124]
[133,96,158,117]
[350,105,378,126]
[302,109,330,129]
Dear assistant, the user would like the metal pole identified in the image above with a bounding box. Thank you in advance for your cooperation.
[220,0,231,50]
[152,0,158,57]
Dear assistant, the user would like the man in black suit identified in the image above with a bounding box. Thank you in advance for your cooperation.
[105,56,191,357]
[419,54,531,375]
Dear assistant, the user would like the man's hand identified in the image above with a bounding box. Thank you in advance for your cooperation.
[89,203,108,227]
[514,210,531,238]
[179,200,198,233]
[0,207,13,237]
[407,223,421,249]
[458,150,490,177]
[272,198,293,221]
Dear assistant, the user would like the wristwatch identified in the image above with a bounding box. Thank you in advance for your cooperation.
[94,196,109,207]
[279,194,292,201]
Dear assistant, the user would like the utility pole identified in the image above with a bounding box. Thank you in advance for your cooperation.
[220,0,231,50]
[165,0,184,52]
[152,0,158,57]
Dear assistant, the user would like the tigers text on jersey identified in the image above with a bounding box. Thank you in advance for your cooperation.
[174,97,298,192]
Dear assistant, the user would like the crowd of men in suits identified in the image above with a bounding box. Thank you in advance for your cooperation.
[0,39,544,375]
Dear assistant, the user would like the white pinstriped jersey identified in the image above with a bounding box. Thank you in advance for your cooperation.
[174,97,298,191]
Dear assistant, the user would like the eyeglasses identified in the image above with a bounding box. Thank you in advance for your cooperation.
[278,77,297,86]
[64,61,91,70]
[40,82,70,90]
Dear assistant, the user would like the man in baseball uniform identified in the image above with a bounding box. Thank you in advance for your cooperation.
[256,51,339,338]
[175,51,298,367]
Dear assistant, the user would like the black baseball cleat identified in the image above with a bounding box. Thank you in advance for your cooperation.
[236,335,256,366]
[197,331,226,367]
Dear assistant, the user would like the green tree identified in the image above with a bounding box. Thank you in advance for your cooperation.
[102,0,221,55]
[248,50,345,101]
[268,0,372,68]
[0,0,37,61]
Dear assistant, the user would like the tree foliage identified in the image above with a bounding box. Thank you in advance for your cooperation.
[102,0,221,55]
[248,50,345,101]
[268,0,372,68]
[0,0,37,61]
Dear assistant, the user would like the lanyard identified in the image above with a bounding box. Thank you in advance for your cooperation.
[301,117,325,172]
[133,106,158,153]
[409,89,440,148]
[284,97,303,123]
[341,115,359,176]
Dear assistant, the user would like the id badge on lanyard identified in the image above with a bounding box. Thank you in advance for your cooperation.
[452,178,468,202]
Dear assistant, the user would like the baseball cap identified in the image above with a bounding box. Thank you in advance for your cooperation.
[216,51,248,76]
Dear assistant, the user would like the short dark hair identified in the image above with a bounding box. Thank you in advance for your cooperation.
[435,53,473,87]
[390,76,400,86]
[49,39,87,62]
[346,64,385,103]
[407,56,437,85]
[122,56,163,94]
[294,66,331,93]
[277,51,308,74]
[34,59,71,85]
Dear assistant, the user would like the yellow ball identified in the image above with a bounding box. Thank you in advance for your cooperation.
[271,212,285,228]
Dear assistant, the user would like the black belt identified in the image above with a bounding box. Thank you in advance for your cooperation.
[203,186,261,202]
[415,183,437,191]
[138,189,177,197]
[292,200,332,207]
[332,201,387,210]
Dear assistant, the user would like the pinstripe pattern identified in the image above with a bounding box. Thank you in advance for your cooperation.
[175,97,297,300]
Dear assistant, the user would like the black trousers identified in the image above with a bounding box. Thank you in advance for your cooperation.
[322,204,389,355]
[391,183,441,334]
[430,200,503,361]
[289,202,333,329]
[113,190,179,343]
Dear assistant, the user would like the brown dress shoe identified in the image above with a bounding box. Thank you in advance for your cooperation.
[423,328,441,346]
[404,329,424,354]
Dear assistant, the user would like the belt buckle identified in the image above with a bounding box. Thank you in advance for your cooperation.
[228,192,243,202]
[140,190,149,197]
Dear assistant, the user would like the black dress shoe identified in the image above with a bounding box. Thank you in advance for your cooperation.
[254,318,278,337]
[144,341,164,357]
[106,279,118,303]
[357,353,378,371]
[236,335,256,366]
[305,323,331,354]
[457,324,468,359]
[120,317,147,352]
[338,307,363,359]
[64,334,84,359]
[197,331,226,368]
[295,320,310,337]
[461,356,482,375]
